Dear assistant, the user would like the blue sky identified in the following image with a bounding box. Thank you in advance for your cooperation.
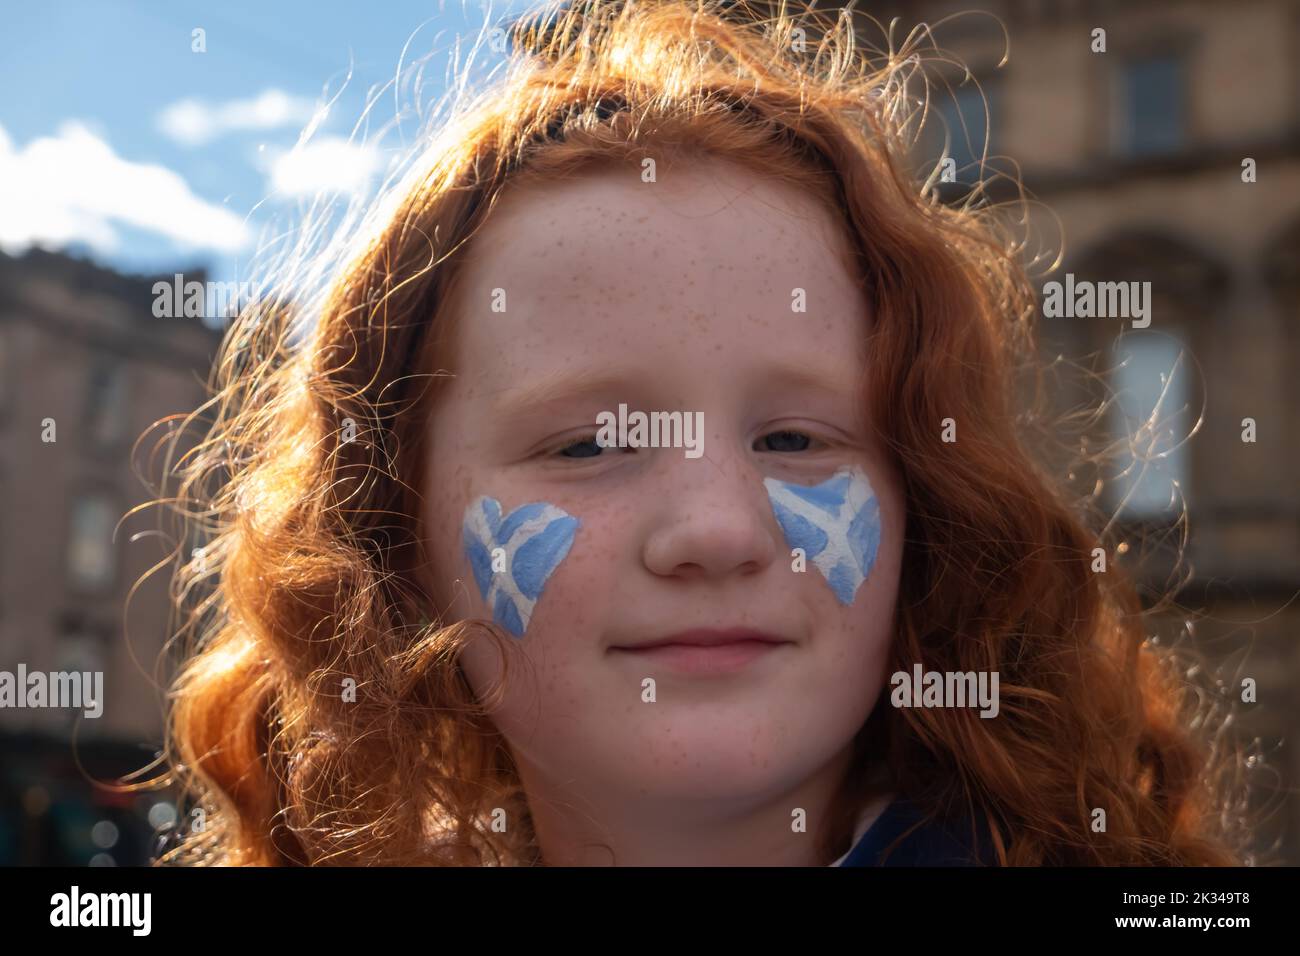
[0,0,555,284]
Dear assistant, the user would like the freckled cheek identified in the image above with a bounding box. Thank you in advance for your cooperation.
[807,496,901,676]
[458,621,598,734]
[425,505,470,611]
[528,507,632,631]
[843,523,903,678]
[435,492,631,637]
[571,497,632,554]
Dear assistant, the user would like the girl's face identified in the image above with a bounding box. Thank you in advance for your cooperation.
[421,157,904,840]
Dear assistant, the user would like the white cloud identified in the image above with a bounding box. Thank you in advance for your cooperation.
[158,89,320,147]
[0,120,251,256]
[263,136,385,198]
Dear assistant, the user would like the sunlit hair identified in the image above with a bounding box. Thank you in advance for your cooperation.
[141,0,1246,865]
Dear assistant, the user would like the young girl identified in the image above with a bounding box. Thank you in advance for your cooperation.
[150,0,1244,866]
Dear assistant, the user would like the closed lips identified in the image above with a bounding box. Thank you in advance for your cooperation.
[612,628,792,650]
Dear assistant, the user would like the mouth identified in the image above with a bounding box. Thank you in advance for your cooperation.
[609,628,793,676]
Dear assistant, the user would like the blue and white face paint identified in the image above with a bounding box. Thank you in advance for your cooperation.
[763,466,881,606]
[462,497,579,638]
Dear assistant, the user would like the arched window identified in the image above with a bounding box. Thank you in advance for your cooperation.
[1068,231,1228,528]
[1106,331,1194,519]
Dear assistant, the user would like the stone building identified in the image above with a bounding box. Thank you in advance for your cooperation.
[869,0,1299,862]
[0,248,221,863]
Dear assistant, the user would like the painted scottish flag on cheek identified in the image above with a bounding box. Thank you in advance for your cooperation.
[462,497,580,638]
[763,466,881,606]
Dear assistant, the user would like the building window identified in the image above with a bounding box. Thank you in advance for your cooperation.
[85,363,129,449]
[1108,334,1191,520]
[67,492,118,593]
[935,80,1000,184]
[1113,53,1186,157]
[54,613,109,736]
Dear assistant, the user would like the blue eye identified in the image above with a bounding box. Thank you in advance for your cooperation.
[558,436,605,458]
[550,429,819,458]
[554,434,634,459]
[756,430,812,452]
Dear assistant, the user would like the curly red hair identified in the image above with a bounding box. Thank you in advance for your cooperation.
[143,0,1243,865]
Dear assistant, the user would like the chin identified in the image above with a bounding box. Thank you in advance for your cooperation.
[615,728,822,797]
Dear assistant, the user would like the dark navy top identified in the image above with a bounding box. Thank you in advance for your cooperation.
[835,798,992,867]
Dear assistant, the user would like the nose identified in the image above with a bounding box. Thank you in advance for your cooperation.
[641,450,780,581]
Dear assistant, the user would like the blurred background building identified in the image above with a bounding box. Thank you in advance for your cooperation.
[864,0,1299,863]
[0,249,220,863]
[1,0,1296,864]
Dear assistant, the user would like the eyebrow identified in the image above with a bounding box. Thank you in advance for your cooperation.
[762,359,865,403]
[489,359,862,423]
[490,368,636,422]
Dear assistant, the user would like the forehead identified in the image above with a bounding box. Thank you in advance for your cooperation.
[444,156,867,392]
